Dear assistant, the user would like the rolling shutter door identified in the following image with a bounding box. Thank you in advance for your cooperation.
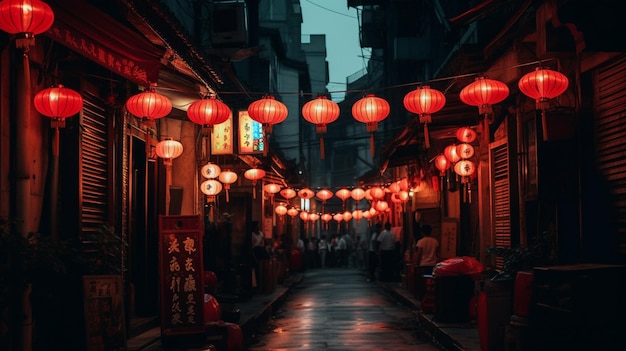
[593,54,626,257]
[490,138,512,268]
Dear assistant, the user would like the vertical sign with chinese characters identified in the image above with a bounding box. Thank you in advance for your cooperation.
[159,215,204,336]
[238,110,265,154]
[211,112,234,155]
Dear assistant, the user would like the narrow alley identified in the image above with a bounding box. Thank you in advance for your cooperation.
[246,268,444,351]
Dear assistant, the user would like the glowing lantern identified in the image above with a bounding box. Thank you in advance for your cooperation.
[155,138,183,166]
[444,144,460,164]
[518,67,569,140]
[352,210,363,221]
[456,143,475,159]
[218,170,238,202]
[403,86,446,148]
[335,188,352,210]
[33,84,83,156]
[264,183,282,203]
[351,187,366,201]
[369,186,385,200]
[387,182,400,194]
[398,191,410,202]
[342,210,353,222]
[244,168,266,199]
[299,211,309,221]
[280,188,296,200]
[362,210,372,220]
[201,179,223,196]
[322,213,332,229]
[247,95,288,156]
[308,213,320,222]
[287,207,299,218]
[302,95,340,159]
[333,213,344,223]
[316,188,334,212]
[454,159,476,203]
[460,76,509,145]
[0,0,54,49]
[398,178,410,191]
[298,188,315,200]
[434,154,450,176]
[456,126,477,143]
[187,95,230,135]
[201,162,221,179]
[126,84,172,122]
[275,204,288,216]
[352,94,390,156]
[375,200,389,213]
[364,188,373,201]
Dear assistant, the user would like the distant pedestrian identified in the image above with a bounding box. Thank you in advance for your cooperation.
[355,235,366,270]
[415,224,439,299]
[318,234,329,268]
[367,223,382,281]
[377,222,397,282]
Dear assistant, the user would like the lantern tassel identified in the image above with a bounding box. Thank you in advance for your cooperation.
[483,116,490,145]
[369,134,375,157]
[263,133,269,157]
[52,127,60,157]
[424,123,430,149]
[320,135,325,159]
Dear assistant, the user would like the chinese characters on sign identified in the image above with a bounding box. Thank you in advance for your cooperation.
[159,215,204,335]
[211,112,234,155]
[238,110,265,154]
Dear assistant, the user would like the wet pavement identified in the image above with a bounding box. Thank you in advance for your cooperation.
[245,268,443,351]
[128,267,481,351]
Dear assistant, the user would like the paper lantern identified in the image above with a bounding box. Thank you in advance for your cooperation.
[333,213,344,223]
[0,0,54,49]
[264,183,282,196]
[201,162,221,179]
[247,95,288,156]
[244,168,266,199]
[518,67,569,140]
[454,159,476,177]
[298,188,315,200]
[342,210,352,222]
[299,211,309,221]
[126,84,172,122]
[444,144,460,164]
[287,207,299,218]
[352,210,363,220]
[302,95,340,159]
[200,179,223,196]
[335,188,352,210]
[460,76,509,145]
[187,95,230,134]
[308,213,320,222]
[155,138,183,166]
[316,188,334,213]
[456,143,475,159]
[352,94,390,156]
[33,84,83,126]
[218,170,237,202]
[434,154,450,176]
[456,127,477,143]
[375,200,389,213]
[369,186,385,200]
[280,188,296,200]
[275,204,287,216]
[403,86,446,148]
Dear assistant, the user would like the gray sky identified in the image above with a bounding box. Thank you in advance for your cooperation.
[300,1,369,102]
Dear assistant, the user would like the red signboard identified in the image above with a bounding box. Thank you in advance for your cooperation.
[159,215,204,336]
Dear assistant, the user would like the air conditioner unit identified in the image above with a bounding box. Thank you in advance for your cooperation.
[209,2,248,47]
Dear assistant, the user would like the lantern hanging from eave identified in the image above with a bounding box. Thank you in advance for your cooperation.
[218,170,238,202]
[460,76,509,145]
[403,86,446,149]
[456,143,475,159]
[126,84,172,123]
[287,207,299,218]
[518,67,569,141]
[308,213,320,222]
[302,95,340,159]
[200,179,223,219]
[280,188,296,200]
[264,183,282,205]
[155,137,183,166]
[434,154,450,176]
[456,126,477,143]
[299,211,309,222]
[443,144,460,164]
[201,162,221,179]
[369,186,385,200]
[33,84,83,157]
[351,187,366,209]
[0,0,54,49]
[298,188,315,202]
[335,188,352,210]
[187,95,230,136]
[321,212,332,230]
[275,204,288,217]
[352,94,390,157]
[454,159,476,203]
[244,167,266,199]
[247,95,288,156]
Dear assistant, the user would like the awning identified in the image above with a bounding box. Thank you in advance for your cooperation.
[45,0,165,87]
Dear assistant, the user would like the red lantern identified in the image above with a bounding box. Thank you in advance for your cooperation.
[280,188,296,200]
[460,76,509,145]
[0,0,54,49]
[34,84,83,127]
[316,188,334,212]
[352,94,390,156]
[456,143,475,159]
[244,168,266,199]
[187,95,230,134]
[298,188,315,200]
[403,86,446,149]
[369,186,385,200]
[518,67,569,140]
[444,144,460,164]
[434,154,450,176]
[218,170,237,202]
[126,84,172,122]
[302,95,340,159]
[155,137,183,166]
[335,188,352,210]
[247,95,288,156]
[275,204,288,216]
[287,207,299,218]
[456,126,477,143]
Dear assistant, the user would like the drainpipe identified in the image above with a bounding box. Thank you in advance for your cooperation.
[16,48,34,351]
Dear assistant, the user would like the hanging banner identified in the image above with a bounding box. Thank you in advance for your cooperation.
[211,112,234,155]
[159,215,204,337]
[238,110,265,154]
